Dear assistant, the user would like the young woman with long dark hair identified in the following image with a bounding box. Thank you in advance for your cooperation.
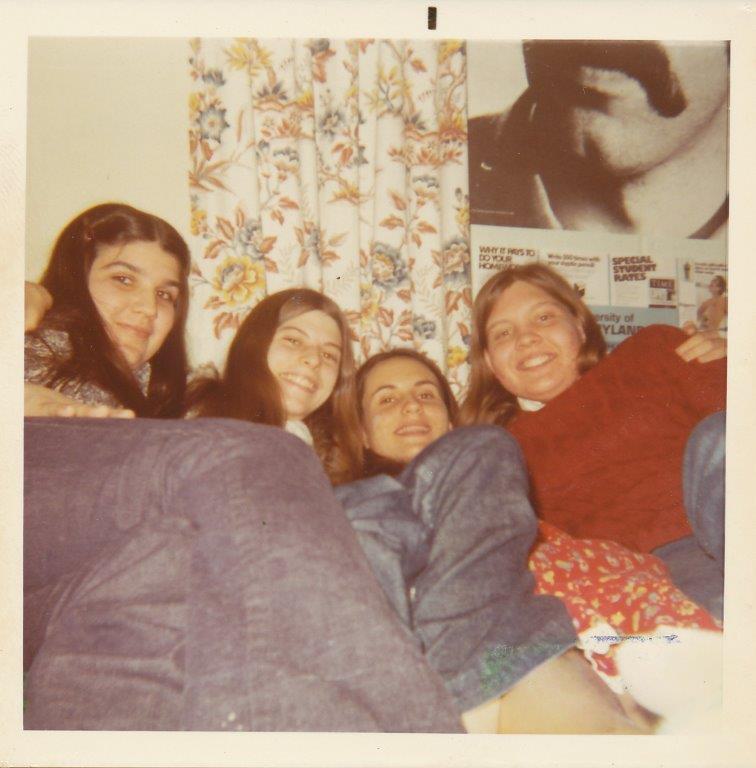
[25,202,190,418]
[186,287,362,483]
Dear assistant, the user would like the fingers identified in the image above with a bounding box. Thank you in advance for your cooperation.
[675,331,727,363]
[25,384,136,419]
[693,346,727,364]
[681,321,698,337]
[58,403,136,419]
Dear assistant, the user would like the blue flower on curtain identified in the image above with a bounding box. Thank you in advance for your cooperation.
[371,242,409,291]
[413,316,437,340]
[197,105,230,143]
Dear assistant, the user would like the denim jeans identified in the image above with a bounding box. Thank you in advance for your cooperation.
[24,418,462,732]
[336,425,577,714]
[653,411,726,619]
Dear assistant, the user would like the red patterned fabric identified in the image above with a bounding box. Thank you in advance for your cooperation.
[529,521,721,690]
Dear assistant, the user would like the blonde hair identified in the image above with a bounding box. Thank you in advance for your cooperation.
[459,263,606,426]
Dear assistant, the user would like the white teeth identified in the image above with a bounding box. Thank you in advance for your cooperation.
[521,354,552,369]
[396,424,430,435]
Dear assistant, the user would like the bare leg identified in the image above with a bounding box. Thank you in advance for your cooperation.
[493,650,654,734]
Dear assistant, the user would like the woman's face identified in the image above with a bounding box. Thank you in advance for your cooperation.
[709,278,724,296]
[361,356,451,464]
[484,280,586,403]
[87,240,182,370]
[266,309,342,421]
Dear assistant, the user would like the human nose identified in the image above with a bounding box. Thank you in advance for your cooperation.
[300,345,321,368]
[133,287,158,318]
[401,395,422,414]
[514,326,539,348]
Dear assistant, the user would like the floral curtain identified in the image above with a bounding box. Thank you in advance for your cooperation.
[188,38,472,395]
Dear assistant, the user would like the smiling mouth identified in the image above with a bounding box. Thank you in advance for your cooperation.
[395,423,431,437]
[280,372,317,393]
[118,323,151,340]
[518,353,555,371]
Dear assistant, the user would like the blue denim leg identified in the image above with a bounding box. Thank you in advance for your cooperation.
[339,425,577,714]
[653,411,725,620]
[683,411,725,567]
[24,418,461,732]
[335,475,429,628]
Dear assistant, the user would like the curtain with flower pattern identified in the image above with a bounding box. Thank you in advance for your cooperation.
[188,38,472,395]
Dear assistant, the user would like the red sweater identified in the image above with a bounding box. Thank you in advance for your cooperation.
[508,325,726,553]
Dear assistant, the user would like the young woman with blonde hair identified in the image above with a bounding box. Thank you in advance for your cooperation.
[460,262,726,616]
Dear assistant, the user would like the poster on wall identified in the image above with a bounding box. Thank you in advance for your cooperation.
[467,39,729,341]
[677,258,729,332]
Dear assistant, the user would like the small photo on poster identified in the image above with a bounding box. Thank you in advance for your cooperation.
[694,262,728,332]
[649,277,677,308]
[677,258,728,332]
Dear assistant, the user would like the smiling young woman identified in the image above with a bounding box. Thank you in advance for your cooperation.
[86,240,182,371]
[185,287,361,484]
[336,347,650,733]
[460,262,727,617]
[357,350,453,467]
[265,309,343,422]
[24,203,190,418]
[482,280,586,404]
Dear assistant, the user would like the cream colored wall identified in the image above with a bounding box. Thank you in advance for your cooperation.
[466,41,527,118]
[26,37,190,280]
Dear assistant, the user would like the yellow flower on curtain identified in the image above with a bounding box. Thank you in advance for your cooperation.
[190,207,208,237]
[446,346,467,369]
[209,257,266,308]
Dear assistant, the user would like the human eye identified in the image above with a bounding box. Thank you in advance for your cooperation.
[157,288,178,306]
[378,394,395,406]
[417,388,438,400]
[283,335,301,346]
[322,349,340,363]
[112,274,133,287]
[490,327,511,342]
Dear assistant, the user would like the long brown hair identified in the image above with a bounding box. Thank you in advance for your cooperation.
[350,347,459,481]
[459,263,606,427]
[37,202,190,417]
[187,288,362,483]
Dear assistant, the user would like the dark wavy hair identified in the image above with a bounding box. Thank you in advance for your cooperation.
[36,202,190,417]
[186,287,362,484]
[459,262,606,427]
[351,347,458,481]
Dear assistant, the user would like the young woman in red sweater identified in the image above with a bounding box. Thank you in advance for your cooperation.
[459,263,726,619]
